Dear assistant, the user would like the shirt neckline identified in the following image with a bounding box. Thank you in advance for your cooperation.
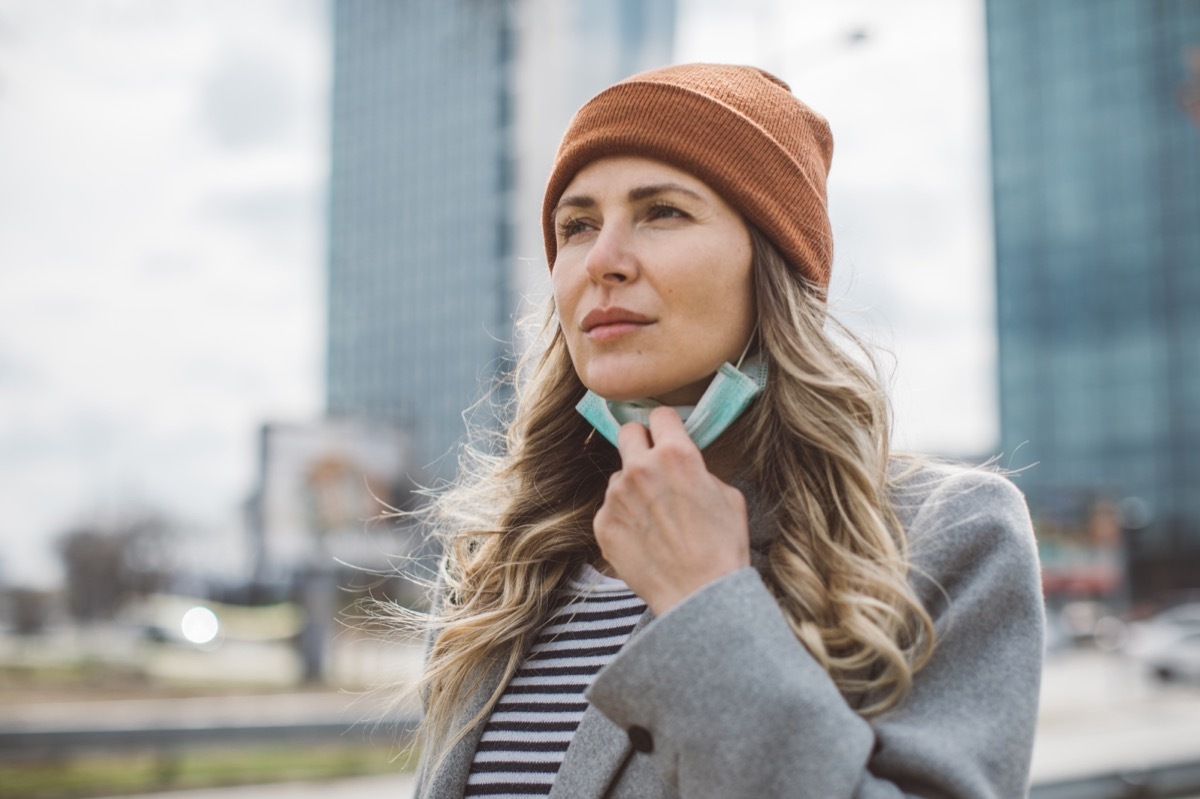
[567,563,633,593]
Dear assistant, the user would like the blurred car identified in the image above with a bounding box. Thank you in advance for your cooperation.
[1054,600,1127,651]
[1142,631,1200,682]
[1125,602,1200,683]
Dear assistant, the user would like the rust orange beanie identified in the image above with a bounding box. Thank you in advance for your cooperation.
[542,63,835,290]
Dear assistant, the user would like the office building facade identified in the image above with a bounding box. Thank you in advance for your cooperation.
[326,0,675,481]
[986,1,1200,574]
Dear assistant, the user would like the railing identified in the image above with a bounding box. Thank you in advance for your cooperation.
[4,716,1200,798]
[0,716,421,759]
[1031,760,1200,799]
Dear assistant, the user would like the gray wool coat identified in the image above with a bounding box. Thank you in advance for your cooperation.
[414,463,1045,798]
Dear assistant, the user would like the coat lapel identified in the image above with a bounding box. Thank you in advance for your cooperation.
[419,656,508,799]
[546,607,655,799]
[546,703,633,798]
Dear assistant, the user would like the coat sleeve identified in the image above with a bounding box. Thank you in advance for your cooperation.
[585,468,1045,798]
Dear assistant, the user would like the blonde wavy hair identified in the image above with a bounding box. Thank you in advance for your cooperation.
[409,226,935,763]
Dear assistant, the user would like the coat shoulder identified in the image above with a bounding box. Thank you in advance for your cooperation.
[888,458,1038,586]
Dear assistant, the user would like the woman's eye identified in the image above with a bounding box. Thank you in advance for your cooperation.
[557,218,591,240]
[647,203,686,221]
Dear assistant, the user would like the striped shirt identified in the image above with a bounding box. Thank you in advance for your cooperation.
[464,565,647,798]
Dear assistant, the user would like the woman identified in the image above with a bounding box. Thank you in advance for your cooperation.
[409,64,1043,799]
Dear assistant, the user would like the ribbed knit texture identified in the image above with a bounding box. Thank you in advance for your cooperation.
[463,566,647,798]
[542,63,835,290]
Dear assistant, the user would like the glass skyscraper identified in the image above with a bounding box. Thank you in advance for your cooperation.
[326,1,675,481]
[986,1,1200,579]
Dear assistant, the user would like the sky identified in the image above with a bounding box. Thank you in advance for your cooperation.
[0,0,995,588]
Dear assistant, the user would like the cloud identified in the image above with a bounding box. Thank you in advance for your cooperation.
[199,48,300,149]
[198,185,324,258]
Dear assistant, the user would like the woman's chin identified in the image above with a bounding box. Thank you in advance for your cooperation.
[582,376,661,402]
[586,385,652,402]
[579,363,712,404]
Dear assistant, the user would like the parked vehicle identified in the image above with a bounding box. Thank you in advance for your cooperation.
[1144,631,1200,682]
[1125,602,1200,683]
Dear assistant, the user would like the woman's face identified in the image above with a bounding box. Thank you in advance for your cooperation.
[551,156,755,406]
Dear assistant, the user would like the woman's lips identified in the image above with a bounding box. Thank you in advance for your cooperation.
[580,307,654,342]
[586,321,650,342]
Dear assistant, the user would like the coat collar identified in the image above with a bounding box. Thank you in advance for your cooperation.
[420,607,655,799]
[419,655,505,799]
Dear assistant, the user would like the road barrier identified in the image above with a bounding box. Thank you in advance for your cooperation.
[4,715,1200,798]
[1031,760,1200,799]
[0,715,421,759]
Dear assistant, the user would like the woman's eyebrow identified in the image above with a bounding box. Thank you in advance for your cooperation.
[554,195,594,217]
[554,183,704,219]
[628,183,704,203]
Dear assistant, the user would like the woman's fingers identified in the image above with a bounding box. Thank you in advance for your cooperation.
[616,408,700,465]
[645,405,687,438]
[645,407,703,466]
[615,419,653,460]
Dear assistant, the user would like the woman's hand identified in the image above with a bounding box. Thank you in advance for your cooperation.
[594,406,751,615]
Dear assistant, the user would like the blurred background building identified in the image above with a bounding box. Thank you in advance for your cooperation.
[325,0,677,482]
[986,0,1200,603]
[245,417,417,581]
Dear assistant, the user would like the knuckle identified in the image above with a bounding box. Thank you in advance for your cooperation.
[593,508,611,535]
[658,439,696,463]
[623,458,655,482]
[726,486,747,513]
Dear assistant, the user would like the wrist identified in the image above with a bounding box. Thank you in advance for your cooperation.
[645,561,749,616]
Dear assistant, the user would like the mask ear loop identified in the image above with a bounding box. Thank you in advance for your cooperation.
[734,324,760,370]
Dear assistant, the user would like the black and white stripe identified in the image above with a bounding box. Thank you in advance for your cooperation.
[464,566,646,798]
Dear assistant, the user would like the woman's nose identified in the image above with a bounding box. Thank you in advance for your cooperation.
[584,222,639,284]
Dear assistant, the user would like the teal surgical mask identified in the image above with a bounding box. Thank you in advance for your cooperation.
[576,352,767,451]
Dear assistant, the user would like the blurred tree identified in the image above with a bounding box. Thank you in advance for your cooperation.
[56,514,176,622]
[5,587,52,635]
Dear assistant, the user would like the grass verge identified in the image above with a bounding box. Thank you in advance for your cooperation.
[0,740,419,798]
